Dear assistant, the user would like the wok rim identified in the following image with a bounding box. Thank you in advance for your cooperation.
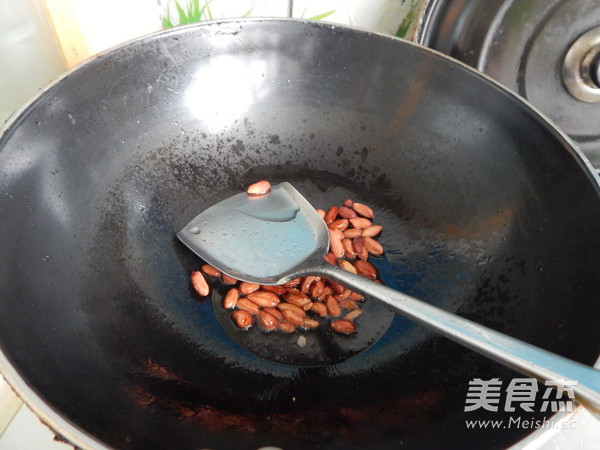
[0,17,599,449]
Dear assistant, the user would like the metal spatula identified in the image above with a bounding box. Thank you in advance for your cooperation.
[177,182,600,414]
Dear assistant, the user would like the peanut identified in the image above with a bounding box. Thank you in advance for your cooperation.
[324,252,338,265]
[278,321,296,333]
[282,309,305,327]
[329,229,344,258]
[354,259,377,279]
[337,206,357,219]
[239,282,260,295]
[284,291,312,308]
[351,202,374,218]
[236,298,260,314]
[328,218,349,231]
[258,310,278,331]
[362,224,382,237]
[325,295,341,317]
[363,236,384,256]
[310,301,328,317]
[331,319,357,335]
[261,284,287,295]
[232,310,253,329]
[201,264,221,277]
[310,280,325,298]
[246,290,280,308]
[324,206,338,225]
[223,288,239,309]
[300,276,317,294]
[349,217,372,229]
[221,273,238,285]
[191,271,209,296]
[339,259,357,274]
[264,307,283,321]
[302,318,319,329]
[343,228,363,239]
[343,309,363,321]
[246,180,271,195]
[342,238,357,259]
[278,302,306,317]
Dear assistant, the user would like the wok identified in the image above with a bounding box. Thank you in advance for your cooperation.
[0,19,599,449]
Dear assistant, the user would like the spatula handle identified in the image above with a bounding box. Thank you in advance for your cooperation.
[317,263,600,416]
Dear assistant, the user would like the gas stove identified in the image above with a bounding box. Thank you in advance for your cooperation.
[414,0,600,172]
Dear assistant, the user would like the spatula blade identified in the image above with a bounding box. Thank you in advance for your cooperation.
[176,182,329,284]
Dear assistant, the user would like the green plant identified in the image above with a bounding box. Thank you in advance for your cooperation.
[162,0,213,28]
[395,0,419,39]
[161,0,335,29]
[308,10,336,21]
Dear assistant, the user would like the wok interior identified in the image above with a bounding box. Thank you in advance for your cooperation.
[0,20,599,449]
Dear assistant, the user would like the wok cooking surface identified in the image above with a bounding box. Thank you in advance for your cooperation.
[0,19,599,449]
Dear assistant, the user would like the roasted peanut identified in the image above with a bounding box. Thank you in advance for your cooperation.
[329,280,346,295]
[300,276,317,294]
[343,309,363,321]
[232,310,253,329]
[264,307,283,321]
[342,238,357,259]
[354,259,377,279]
[363,236,384,256]
[278,302,306,317]
[339,299,360,310]
[261,284,287,295]
[278,321,296,333]
[221,273,238,285]
[324,252,338,265]
[239,282,260,295]
[310,301,328,317]
[246,290,280,308]
[258,310,278,331]
[331,319,357,335]
[339,259,357,274]
[337,206,357,219]
[223,288,239,309]
[325,295,341,317]
[246,180,271,195]
[343,228,363,239]
[349,217,372,229]
[335,289,352,301]
[284,291,312,308]
[328,219,349,231]
[310,280,325,298]
[237,297,260,314]
[191,271,210,296]
[362,224,382,237]
[302,318,319,329]
[329,229,344,258]
[324,206,338,225]
[282,309,305,327]
[351,202,374,218]
[201,264,221,278]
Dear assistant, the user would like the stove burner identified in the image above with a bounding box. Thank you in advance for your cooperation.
[415,0,600,170]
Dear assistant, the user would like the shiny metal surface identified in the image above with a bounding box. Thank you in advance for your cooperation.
[1,18,600,449]
[563,25,600,103]
[416,0,600,168]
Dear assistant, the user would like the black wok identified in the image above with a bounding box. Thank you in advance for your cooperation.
[0,19,599,449]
